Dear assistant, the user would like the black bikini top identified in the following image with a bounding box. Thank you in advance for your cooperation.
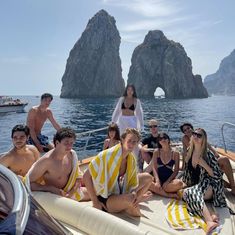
[121,102,135,111]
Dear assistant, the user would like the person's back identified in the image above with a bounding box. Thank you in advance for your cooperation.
[0,124,40,177]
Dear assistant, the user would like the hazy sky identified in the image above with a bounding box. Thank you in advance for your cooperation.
[0,0,234,95]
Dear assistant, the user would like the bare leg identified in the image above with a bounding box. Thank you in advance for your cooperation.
[203,205,219,234]
[106,193,141,217]
[163,179,184,193]
[80,187,90,201]
[149,182,178,198]
[218,156,235,195]
[135,173,153,203]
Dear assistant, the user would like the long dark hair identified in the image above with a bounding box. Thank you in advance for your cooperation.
[107,123,121,140]
[123,84,137,98]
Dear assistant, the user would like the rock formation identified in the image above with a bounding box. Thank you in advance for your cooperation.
[204,49,235,95]
[60,10,125,98]
[127,30,208,98]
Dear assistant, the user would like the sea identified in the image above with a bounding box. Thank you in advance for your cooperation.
[0,95,235,158]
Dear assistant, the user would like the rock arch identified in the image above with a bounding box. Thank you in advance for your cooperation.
[127,30,208,99]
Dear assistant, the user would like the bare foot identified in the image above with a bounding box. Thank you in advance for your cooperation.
[166,192,179,199]
[137,191,153,203]
[206,221,218,235]
[126,206,142,217]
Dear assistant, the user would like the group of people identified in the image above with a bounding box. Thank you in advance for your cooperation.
[0,86,235,234]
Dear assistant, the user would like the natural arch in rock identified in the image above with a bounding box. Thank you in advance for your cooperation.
[127,30,208,99]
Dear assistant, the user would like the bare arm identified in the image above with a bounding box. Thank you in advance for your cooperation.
[28,145,40,161]
[28,159,62,195]
[27,109,43,152]
[151,151,161,184]
[47,110,61,131]
[83,169,104,210]
[0,153,12,168]
[208,143,220,158]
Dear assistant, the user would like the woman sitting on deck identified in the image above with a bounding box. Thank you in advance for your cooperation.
[103,123,120,150]
[145,132,183,198]
[182,128,227,234]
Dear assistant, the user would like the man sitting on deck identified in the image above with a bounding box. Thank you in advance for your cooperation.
[0,124,40,177]
[27,127,89,201]
[83,128,153,216]
[180,122,235,195]
[139,119,160,172]
[26,93,61,153]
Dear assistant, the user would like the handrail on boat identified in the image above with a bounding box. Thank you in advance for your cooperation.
[221,122,235,153]
[77,126,108,152]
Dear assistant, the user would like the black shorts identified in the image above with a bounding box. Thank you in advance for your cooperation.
[97,196,108,212]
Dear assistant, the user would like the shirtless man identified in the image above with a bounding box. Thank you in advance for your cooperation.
[83,128,152,216]
[0,124,40,177]
[180,122,235,195]
[27,93,60,153]
[28,127,89,201]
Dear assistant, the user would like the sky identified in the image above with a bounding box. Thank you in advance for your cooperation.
[0,0,235,95]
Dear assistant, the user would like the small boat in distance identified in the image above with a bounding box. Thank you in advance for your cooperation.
[0,96,28,113]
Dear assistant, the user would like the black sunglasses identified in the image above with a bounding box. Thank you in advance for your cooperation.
[149,125,158,128]
[192,131,203,138]
[159,136,168,141]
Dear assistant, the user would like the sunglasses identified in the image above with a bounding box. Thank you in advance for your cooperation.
[192,131,203,138]
[149,125,158,128]
[159,136,169,141]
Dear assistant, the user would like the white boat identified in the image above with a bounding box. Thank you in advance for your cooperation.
[1,123,234,234]
[0,96,28,113]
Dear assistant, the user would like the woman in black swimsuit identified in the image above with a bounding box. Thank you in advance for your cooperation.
[145,133,183,198]
[112,84,144,135]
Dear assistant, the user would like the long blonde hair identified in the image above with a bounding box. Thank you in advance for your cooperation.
[185,128,208,163]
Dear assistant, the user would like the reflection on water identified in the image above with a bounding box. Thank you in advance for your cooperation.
[0,95,235,156]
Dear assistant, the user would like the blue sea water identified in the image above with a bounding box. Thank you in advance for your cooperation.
[0,95,235,156]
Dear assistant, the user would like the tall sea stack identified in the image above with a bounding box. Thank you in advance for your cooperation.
[60,10,125,98]
[204,49,235,95]
[128,30,208,98]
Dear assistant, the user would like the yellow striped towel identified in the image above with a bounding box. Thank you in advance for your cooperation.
[63,150,84,201]
[89,143,138,198]
[166,199,207,231]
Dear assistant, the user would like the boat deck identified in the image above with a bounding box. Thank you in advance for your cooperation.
[33,157,235,235]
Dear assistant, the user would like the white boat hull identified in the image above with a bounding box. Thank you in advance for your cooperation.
[0,104,27,113]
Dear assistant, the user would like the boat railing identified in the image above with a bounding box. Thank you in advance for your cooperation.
[75,119,170,158]
[77,126,108,151]
[221,122,235,152]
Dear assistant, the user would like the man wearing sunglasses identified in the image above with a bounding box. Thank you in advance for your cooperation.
[180,122,235,195]
[139,119,160,172]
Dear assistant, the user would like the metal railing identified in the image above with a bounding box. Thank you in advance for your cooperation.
[221,122,235,152]
[77,126,108,153]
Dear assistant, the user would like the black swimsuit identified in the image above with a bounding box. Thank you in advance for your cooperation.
[121,102,135,111]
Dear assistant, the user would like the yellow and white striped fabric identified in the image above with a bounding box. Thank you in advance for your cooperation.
[166,199,207,232]
[89,143,138,198]
[63,150,84,201]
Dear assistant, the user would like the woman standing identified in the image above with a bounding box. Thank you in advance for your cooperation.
[112,84,144,135]
[182,128,226,234]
